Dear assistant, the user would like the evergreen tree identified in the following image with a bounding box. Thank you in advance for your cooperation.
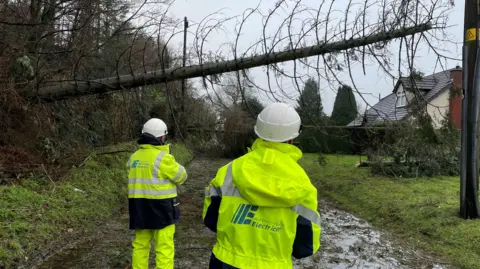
[295,78,325,152]
[330,85,358,126]
[295,78,324,125]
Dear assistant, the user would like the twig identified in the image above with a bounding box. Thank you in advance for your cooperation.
[78,155,92,168]
[408,247,448,264]
[8,207,32,211]
[98,150,134,155]
[41,164,56,191]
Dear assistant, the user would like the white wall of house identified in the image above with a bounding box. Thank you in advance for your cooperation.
[426,89,450,128]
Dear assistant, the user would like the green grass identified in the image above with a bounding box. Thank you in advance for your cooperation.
[300,153,480,269]
[0,142,193,268]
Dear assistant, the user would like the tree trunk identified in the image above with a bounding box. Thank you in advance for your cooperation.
[21,23,433,101]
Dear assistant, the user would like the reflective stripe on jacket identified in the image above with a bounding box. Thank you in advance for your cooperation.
[128,144,187,199]
[127,134,188,229]
[203,138,321,269]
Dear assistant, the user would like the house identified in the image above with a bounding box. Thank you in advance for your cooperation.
[347,66,463,129]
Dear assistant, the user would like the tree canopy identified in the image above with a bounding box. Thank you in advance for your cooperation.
[295,78,324,125]
[330,85,358,126]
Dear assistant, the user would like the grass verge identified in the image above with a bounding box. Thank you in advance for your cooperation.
[300,153,480,269]
[0,142,193,268]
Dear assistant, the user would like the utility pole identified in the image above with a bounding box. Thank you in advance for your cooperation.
[180,16,188,138]
[182,17,188,115]
[460,0,480,219]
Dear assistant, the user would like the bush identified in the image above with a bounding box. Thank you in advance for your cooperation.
[220,107,256,158]
[297,127,326,153]
[317,153,328,166]
[297,126,356,154]
[368,111,460,178]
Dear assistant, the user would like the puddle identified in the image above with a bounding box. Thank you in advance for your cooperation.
[294,208,447,269]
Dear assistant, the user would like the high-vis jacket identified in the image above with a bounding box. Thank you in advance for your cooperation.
[127,133,188,230]
[203,138,321,269]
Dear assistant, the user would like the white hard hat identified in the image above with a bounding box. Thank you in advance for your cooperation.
[142,118,168,137]
[254,102,302,142]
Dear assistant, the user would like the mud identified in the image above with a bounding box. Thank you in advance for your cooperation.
[30,157,449,269]
[293,207,447,269]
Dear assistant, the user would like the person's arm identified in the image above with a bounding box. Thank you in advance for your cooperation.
[126,155,132,168]
[202,165,228,232]
[161,154,188,185]
[292,189,321,259]
[203,184,221,232]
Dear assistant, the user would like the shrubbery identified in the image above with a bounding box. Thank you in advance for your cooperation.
[220,107,257,158]
[368,111,460,178]
[297,125,356,154]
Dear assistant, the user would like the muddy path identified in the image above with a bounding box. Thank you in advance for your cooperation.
[31,157,448,269]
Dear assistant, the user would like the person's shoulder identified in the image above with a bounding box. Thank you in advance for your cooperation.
[296,164,310,179]
[161,152,177,163]
[129,148,142,157]
[214,155,246,176]
[282,157,309,176]
[218,159,234,172]
[229,153,251,170]
[291,163,316,189]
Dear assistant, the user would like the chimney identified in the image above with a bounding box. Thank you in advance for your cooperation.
[449,65,462,129]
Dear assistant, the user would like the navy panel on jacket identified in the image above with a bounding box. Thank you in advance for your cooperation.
[129,196,180,229]
[204,196,222,232]
[292,215,314,259]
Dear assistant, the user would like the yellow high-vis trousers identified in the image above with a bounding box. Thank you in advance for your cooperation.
[132,224,175,269]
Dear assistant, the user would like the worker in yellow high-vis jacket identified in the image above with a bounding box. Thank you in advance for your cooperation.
[203,102,321,269]
[127,118,188,269]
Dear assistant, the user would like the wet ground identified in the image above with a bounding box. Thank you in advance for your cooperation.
[30,157,449,269]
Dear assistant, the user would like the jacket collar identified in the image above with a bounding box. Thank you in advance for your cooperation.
[137,133,163,145]
[251,138,302,161]
[137,133,170,153]
[139,143,171,153]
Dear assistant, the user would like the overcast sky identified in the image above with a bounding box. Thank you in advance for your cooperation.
[155,0,462,115]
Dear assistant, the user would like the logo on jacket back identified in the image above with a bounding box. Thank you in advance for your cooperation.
[231,204,283,232]
[131,160,149,168]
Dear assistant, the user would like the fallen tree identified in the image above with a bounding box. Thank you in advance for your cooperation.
[23,23,433,101]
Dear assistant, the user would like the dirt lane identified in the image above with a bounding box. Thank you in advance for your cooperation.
[31,157,448,269]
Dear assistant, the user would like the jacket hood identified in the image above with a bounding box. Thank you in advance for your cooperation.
[233,139,313,208]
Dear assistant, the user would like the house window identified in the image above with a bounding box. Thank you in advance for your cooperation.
[396,88,407,107]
